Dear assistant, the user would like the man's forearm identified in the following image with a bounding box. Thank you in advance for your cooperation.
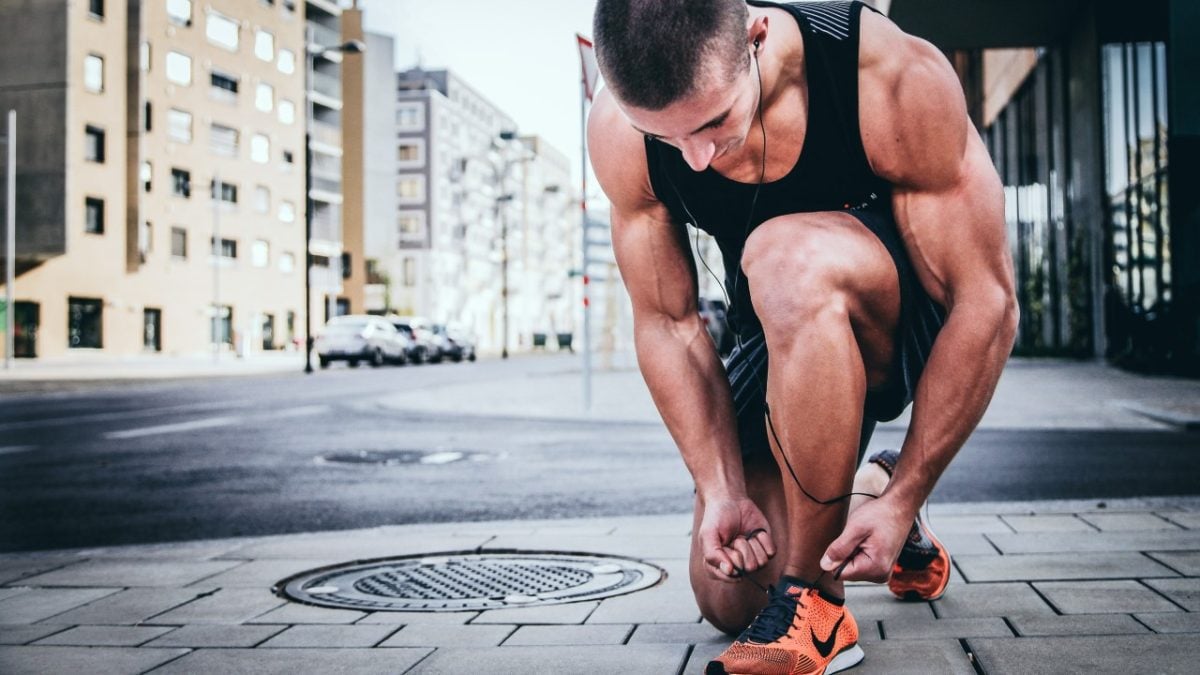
[884,298,1017,513]
[634,315,747,500]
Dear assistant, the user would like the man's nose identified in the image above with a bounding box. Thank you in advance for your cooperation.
[680,140,716,172]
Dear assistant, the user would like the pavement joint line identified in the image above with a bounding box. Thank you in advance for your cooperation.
[960,637,987,675]
[1135,577,1191,612]
[401,645,437,674]
[1149,513,1187,529]
[1026,582,1063,616]
[1077,514,1104,532]
[1141,551,1188,576]
[1000,616,1019,637]
[676,644,695,675]
[138,647,193,674]
[1129,613,1160,634]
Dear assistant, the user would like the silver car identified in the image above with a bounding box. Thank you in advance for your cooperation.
[315,315,406,368]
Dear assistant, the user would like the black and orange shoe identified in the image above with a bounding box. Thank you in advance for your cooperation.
[866,450,952,601]
[707,577,863,675]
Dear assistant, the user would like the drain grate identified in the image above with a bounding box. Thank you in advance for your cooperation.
[274,551,665,611]
[315,450,485,466]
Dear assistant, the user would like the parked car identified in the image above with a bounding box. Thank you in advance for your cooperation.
[698,297,734,356]
[387,315,438,364]
[432,323,477,362]
[314,315,406,368]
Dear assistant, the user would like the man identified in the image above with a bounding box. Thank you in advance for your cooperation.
[588,1,1017,673]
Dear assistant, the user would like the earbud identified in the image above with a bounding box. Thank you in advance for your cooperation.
[753,39,760,52]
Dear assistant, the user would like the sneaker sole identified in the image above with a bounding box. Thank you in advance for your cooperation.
[889,517,951,602]
[707,643,864,675]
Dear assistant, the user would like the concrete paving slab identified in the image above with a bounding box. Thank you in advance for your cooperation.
[1134,612,1200,633]
[0,625,71,645]
[1001,514,1097,533]
[481,534,691,560]
[0,587,28,602]
[684,642,729,675]
[141,624,285,648]
[935,533,999,556]
[587,589,702,624]
[956,552,1177,581]
[1079,512,1184,532]
[378,623,514,647]
[226,533,491,560]
[1008,614,1151,636]
[880,616,1013,640]
[504,623,633,646]
[930,582,1056,618]
[186,558,342,588]
[257,624,398,648]
[44,588,212,626]
[854,639,977,675]
[0,646,189,675]
[1034,580,1182,614]
[17,559,240,588]
[627,622,728,645]
[0,555,83,585]
[916,514,1014,535]
[32,624,175,646]
[1161,512,1200,529]
[410,644,688,675]
[1146,551,1200,575]
[971,635,1200,674]
[986,529,1200,554]
[1143,578,1200,610]
[147,587,285,625]
[606,514,693,537]
[471,600,598,625]
[248,602,367,624]
[150,647,433,674]
[0,587,121,624]
[73,539,244,560]
[357,610,479,625]
[844,585,936,621]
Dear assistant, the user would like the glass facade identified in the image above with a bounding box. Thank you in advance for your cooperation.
[1101,42,1171,364]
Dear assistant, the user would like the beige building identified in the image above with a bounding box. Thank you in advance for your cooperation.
[0,0,309,359]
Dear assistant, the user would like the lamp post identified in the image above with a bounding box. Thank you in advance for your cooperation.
[303,30,364,374]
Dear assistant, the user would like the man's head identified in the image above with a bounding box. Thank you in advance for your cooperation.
[593,0,750,111]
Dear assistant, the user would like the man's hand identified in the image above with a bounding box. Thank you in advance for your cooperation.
[820,496,912,583]
[698,496,776,583]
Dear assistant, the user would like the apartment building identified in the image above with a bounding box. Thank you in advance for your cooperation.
[0,0,308,359]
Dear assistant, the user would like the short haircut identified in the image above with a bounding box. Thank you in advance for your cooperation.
[593,0,750,111]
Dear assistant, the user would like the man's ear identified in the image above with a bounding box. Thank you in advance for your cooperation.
[747,14,769,53]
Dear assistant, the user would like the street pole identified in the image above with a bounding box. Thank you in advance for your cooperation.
[212,170,220,363]
[579,82,592,411]
[304,133,314,373]
[4,110,14,370]
[501,195,509,360]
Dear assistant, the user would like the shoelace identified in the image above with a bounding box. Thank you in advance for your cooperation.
[741,584,807,644]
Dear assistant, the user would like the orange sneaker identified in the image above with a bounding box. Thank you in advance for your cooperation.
[867,450,952,601]
[707,577,864,675]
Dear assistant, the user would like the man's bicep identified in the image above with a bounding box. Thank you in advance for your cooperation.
[611,205,699,324]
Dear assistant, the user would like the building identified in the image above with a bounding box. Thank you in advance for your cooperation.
[0,0,308,359]
[888,0,1199,374]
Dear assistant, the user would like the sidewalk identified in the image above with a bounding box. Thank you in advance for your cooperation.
[0,351,305,384]
[1,498,1199,674]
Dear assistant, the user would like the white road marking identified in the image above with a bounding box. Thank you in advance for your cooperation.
[0,445,36,456]
[104,416,241,440]
[256,405,329,420]
[420,451,464,465]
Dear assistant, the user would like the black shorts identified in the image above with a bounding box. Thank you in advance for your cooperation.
[724,207,947,460]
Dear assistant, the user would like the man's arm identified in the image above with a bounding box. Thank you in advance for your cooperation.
[588,89,775,581]
[823,13,1019,580]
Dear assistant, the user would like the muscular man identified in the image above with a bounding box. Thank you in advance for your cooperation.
[588,1,1017,673]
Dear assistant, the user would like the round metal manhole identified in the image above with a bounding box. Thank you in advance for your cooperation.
[314,449,487,466]
[274,551,665,611]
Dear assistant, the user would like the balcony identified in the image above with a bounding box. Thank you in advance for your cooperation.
[308,120,341,150]
[310,70,341,101]
[307,21,342,52]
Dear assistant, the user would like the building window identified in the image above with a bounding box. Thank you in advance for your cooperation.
[84,125,105,163]
[278,200,295,223]
[254,29,274,62]
[251,239,270,267]
[211,179,238,205]
[397,176,424,203]
[84,54,104,93]
[211,237,237,260]
[138,220,153,263]
[89,0,104,19]
[205,10,239,51]
[166,51,191,86]
[212,305,233,346]
[68,297,103,349]
[282,149,294,166]
[279,252,295,273]
[396,104,423,130]
[143,100,152,132]
[277,99,295,125]
[140,41,151,72]
[171,226,187,258]
[171,167,191,198]
[283,0,296,13]
[143,308,162,352]
[286,310,296,344]
[397,141,424,165]
[255,82,273,112]
[403,257,416,286]
[166,0,192,26]
[254,185,270,214]
[251,133,270,163]
[210,69,238,102]
[167,108,192,143]
[277,48,295,74]
[209,123,239,157]
[141,161,152,192]
[85,197,104,234]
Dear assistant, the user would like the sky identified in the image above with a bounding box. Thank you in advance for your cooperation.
[361,0,603,197]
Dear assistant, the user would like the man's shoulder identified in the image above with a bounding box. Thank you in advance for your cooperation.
[588,89,661,214]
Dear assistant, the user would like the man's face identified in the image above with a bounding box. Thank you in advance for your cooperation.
[620,56,758,173]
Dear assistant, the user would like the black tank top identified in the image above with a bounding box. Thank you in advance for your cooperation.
[644,0,890,331]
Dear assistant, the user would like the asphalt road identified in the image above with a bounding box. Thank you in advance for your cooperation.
[2,358,1198,552]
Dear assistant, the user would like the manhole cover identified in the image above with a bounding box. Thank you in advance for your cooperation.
[315,450,486,466]
[274,551,665,611]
